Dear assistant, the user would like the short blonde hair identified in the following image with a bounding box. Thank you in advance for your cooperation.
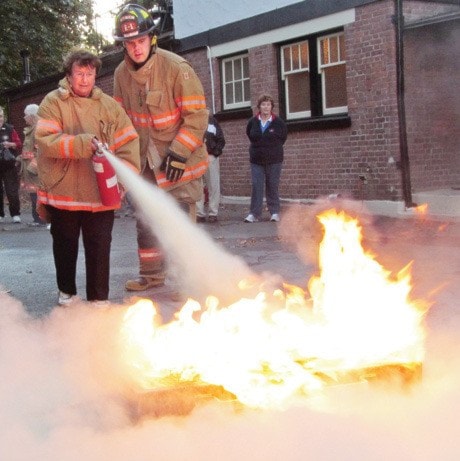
[24,104,39,116]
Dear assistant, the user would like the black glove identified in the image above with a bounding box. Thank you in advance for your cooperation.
[161,151,187,182]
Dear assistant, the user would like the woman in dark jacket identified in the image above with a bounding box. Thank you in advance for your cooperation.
[244,94,287,223]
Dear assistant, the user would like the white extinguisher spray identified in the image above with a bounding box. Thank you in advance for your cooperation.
[92,140,121,206]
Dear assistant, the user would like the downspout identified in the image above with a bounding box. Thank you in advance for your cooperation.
[206,46,216,114]
[20,49,31,84]
[394,0,415,208]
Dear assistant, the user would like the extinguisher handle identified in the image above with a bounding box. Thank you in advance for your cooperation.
[91,137,108,156]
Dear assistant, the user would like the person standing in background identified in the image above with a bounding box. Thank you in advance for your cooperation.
[35,49,140,306]
[112,4,208,292]
[0,106,22,223]
[244,94,287,223]
[197,114,226,223]
[18,104,46,226]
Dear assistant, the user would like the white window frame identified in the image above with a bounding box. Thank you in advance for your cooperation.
[318,32,348,115]
[221,54,251,110]
[281,40,311,120]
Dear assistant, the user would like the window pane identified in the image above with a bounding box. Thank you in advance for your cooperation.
[292,44,300,70]
[243,56,249,77]
[283,46,291,72]
[287,71,310,112]
[225,83,234,104]
[339,35,345,60]
[324,64,347,108]
[320,38,329,65]
[330,37,339,63]
[300,42,309,68]
[234,59,242,80]
[243,79,250,101]
[234,81,243,103]
[224,61,233,80]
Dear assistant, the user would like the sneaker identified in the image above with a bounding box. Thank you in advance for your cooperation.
[12,215,21,224]
[46,224,51,230]
[244,214,258,223]
[207,215,218,223]
[125,275,165,292]
[196,216,206,223]
[58,291,80,306]
[90,300,110,307]
[270,213,280,222]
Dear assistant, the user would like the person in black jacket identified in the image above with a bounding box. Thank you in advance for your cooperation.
[244,94,287,223]
[197,114,226,223]
[0,106,23,224]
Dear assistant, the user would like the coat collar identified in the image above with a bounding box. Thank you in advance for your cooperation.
[57,77,103,101]
[124,53,156,86]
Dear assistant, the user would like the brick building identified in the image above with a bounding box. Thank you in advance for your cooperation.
[2,0,459,205]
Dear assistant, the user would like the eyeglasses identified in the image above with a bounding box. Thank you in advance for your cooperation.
[72,72,96,79]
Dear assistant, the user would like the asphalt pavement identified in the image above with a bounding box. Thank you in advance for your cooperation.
[1,199,459,327]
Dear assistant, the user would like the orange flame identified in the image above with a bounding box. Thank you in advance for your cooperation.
[118,209,427,409]
[414,203,428,215]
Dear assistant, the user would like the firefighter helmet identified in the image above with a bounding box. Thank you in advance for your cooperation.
[113,4,157,41]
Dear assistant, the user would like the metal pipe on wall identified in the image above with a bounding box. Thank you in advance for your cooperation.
[206,46,216,115]
[394,0,415,208]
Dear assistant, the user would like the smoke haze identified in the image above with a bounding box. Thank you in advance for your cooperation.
[1,291,460,460]
[1,157,459,460]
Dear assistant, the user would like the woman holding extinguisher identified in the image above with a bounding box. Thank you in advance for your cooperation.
[35,49,140,306]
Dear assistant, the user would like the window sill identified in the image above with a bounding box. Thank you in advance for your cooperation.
[286,114,351,132]
[214,107,253,121]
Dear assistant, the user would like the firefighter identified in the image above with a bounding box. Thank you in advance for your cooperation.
[113,3,208,292]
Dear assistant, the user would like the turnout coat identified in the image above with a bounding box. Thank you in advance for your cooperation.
[35,78,140,212]
[113,48,208,197]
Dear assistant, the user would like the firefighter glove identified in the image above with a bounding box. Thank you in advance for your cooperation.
[161,150,187,182]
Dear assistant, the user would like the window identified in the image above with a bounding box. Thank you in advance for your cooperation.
[318,33,347,115]
[221,54,251,110]
[280,31,347,120]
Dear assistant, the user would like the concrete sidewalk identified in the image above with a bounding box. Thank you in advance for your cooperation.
[1,198,459,322]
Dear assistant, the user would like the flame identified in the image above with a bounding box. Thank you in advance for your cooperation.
[414,203,428,215]
[118,209,427,409]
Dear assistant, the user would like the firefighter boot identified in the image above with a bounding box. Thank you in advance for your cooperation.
[125,246,165,291]
[124,273,166,291]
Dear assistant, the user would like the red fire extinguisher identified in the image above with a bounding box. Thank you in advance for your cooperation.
[92,141,121,206]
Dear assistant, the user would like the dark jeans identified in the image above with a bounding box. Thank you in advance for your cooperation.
[249,162,283,218]
[0,166,20,217]
[47,206,114,301]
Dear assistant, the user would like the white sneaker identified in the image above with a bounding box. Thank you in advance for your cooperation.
[58,291,80,306]
[270,213,280,222]
[244,214,258,223]
[12,215,21,224]
[46,224,51,230]
[90,300,110,307]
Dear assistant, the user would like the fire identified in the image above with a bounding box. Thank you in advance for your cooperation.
[118,209,427,410]
[414,203,428,215]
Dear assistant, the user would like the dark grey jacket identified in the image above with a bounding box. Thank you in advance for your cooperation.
[246,114,287,165]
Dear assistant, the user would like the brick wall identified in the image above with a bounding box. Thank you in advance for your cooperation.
[188,1,405,201]
[4,0,458,201]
